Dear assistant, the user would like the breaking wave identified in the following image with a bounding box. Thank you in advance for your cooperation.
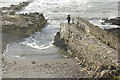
[19,40,54,50]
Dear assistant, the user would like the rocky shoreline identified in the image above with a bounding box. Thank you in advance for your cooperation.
[1,2,29,15]
[54,17,120,79]
[102,17,120,26]
[1,2,47,52]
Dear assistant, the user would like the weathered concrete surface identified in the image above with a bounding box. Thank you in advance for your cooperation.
[54,17,120,78]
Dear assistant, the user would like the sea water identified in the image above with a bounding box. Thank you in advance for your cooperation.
[1,0,120,60]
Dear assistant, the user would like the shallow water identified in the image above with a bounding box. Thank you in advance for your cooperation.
[2,0,120,60]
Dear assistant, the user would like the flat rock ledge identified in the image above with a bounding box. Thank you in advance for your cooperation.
[2,13,47,37]
[1,2,47,37]
[54,17,120,79]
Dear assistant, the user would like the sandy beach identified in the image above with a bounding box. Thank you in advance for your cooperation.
[2,56,89,78]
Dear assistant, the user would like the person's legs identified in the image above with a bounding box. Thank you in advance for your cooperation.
[68,20,70,24]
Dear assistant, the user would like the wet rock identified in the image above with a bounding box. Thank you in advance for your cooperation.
[10,5,19,10]
[24,13,29,16]
[102,17,120,26]
[108,65,116,70]
[10,2,29,11]
[2,2,29,15]
[54,32,68,51]
[20,2,29,7]
[105,28,120,38]
[29,12,39,17]
[32,61,36,64]
[2,7,9,10]
[9,10,15,15]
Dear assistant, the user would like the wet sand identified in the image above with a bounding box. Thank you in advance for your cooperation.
[2,33,24,52]
[2,56,89,78]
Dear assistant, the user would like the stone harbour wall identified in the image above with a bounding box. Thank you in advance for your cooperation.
[74,17,119,51]
[54,17,120,78]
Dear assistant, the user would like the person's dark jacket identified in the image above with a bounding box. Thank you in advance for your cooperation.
[67,16,71,21]
[67,16,71,24]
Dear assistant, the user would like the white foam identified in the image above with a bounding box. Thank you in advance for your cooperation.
[20,41,53,50]
[89,19,120,29]
[14,55,21,58]
[19,32,54,50]
[3,44,9,54]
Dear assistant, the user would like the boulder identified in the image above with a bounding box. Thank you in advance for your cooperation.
[9,10,15,15]
[10,5,17,10]
[20,2,29,7]
[54,32,68,51]
[29,12,39,17]
[2,7,8,10]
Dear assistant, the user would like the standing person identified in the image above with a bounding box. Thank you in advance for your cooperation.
[67,14,71,24]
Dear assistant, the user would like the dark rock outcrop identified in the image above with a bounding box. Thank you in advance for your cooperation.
[102,17,120,26]
[1,2,29,15]
[53,32,68,51]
